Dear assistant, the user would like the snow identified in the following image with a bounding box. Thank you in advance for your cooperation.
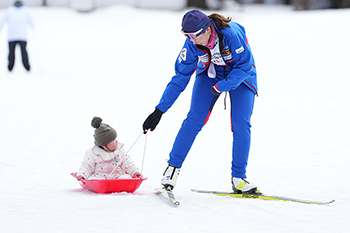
[0,4,349,233]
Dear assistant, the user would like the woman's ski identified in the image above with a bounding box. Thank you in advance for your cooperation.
[191,189,334,205]
[156,187,180,206]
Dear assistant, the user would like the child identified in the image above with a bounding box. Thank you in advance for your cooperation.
[76,117,141,180]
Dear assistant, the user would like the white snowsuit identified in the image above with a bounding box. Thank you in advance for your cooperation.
[77,143,140,180]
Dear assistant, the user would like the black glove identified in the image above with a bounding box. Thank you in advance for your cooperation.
[142,108,163,134]
[210,85,221,96]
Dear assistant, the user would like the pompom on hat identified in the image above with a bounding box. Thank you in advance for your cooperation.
[181,10,210,35]
[91,117,117,147]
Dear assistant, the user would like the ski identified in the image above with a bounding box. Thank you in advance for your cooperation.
[191,189,335,205]
[156,187,180,206]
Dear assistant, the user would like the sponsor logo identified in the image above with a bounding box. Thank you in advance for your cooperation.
[211,49,226,66]
[223,53,233,61]
[222,48,231,56]
[235,46,244,54]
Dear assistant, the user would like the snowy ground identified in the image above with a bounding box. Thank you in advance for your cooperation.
[0,4,349,233]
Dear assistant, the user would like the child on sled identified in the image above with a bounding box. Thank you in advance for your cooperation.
[76,117,141,180]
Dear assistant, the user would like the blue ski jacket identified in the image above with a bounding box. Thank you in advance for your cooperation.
[156,21,257,113]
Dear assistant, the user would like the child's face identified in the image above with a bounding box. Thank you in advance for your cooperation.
[103,139,118,152]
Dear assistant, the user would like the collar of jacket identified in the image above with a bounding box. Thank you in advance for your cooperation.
[92,143,125,161]
[195,22,226,76]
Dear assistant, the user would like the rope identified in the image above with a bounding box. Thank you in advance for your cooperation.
[141,133,148,175]
[108,132,146,178]
[125,132,143,155]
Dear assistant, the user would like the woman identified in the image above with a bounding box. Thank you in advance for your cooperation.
[143,10,258,193]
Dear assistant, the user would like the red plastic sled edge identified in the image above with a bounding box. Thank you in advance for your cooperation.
[71,172,147,194]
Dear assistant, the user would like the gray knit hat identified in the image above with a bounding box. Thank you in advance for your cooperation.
[91,117,117,146]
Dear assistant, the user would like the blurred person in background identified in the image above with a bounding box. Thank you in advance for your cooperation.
[143,10,258,194]
[0,1,34,71]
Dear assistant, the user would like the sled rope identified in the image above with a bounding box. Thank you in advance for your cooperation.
[141,133,147,175]
[108,132,146,178]
[125,131,144,155]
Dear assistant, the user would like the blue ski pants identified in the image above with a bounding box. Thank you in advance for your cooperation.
[167,72,255,178]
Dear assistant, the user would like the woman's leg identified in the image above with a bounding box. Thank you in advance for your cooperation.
[230,83,255,178]
[167,74,219,168]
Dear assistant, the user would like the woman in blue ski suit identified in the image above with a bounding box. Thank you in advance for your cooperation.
[143,10,258,193]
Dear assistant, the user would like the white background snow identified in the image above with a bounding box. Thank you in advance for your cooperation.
[0,4,349,233]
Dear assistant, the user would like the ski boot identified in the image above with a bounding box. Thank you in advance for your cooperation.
[231,177,258,194]
[161,164,180,190]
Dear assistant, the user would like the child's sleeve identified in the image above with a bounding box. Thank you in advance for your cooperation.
[76,150,96,179]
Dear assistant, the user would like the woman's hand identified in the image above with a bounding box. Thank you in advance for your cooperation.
[142,108,163,134]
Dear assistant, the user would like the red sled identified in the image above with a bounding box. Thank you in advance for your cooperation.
[71,173,147,194]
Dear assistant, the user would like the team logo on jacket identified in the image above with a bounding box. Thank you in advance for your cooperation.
[223,48,231,56]
[223,47,233,63]
[179,48,187,62]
